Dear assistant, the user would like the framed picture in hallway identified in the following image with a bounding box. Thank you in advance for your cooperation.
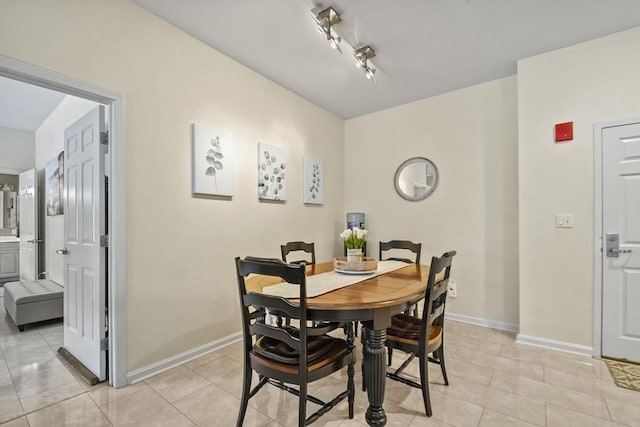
[258,143,287,201]
[45,151,64,216]
[192,123,234,197]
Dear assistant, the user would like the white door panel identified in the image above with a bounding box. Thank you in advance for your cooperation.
[63,105,106,380]
[18,169,38,280]
[602,123,640,363]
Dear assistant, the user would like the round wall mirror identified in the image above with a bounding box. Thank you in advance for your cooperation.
[394,157,438,201]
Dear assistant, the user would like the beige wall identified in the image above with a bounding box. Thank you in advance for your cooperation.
[0,1,345,371]
[35,96,99,286]
[345,76,519,326]
[518,27,640,346]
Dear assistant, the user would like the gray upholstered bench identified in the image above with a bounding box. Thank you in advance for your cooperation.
[3,280,63,331]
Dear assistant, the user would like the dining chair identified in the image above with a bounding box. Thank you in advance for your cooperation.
[384,250,456,417]
[281,241,316,265]
[379,240,422,264]
[235,256,355,427]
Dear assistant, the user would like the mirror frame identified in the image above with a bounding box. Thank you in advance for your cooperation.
[393,156,438,201]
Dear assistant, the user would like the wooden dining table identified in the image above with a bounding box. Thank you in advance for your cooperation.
[246,261,429,427]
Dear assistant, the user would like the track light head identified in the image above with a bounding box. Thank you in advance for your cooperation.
[353,46,377,81]
[312,6,343,53]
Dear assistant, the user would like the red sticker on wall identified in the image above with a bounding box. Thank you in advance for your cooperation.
[555,122,573,143]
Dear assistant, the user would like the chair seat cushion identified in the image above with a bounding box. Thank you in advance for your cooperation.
[387,314,441,344]
[253,325,345,365]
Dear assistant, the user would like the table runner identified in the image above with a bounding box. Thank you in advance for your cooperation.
[262,260,410,298]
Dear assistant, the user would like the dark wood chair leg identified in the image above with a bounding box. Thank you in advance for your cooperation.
[348,361,355,418]
[387,347,393,366]
[299,381,307,426]
[438,345,449,386]
[418,354,432,417]
[346,322,355,419]
[236,363,252,427]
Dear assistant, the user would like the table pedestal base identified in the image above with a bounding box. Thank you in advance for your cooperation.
[364,327,387,426]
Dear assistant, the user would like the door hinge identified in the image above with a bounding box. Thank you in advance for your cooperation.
[100,235,109,247]
[100,337,109,351]
[100,131,109,145]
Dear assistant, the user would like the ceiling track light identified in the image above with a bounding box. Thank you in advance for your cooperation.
[353,46,376,80]
[313,6,343,52]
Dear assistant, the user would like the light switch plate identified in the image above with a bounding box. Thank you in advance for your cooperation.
[556,214,574,228]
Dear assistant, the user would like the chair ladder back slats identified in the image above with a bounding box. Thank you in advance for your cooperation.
[240,256,306,285]
[235,256,308,342]
[247,308,266,321]
[431,280,448,301]
[429,303,445,324]
[281,241,316,265]
[420,258,440,323]
[243,293,300,319]
[250,323,301,349]
[379,240,422,264]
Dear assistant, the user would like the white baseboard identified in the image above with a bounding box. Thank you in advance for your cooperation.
[515,333,593,357]
[444,312,593,357]
[127,331,242,384]
[125,319,593,384]
[445,312,519,333]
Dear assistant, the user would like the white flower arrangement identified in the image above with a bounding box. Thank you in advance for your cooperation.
[339,227,368,249]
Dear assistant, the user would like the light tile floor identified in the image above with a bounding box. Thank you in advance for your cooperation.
[1,298,639,426]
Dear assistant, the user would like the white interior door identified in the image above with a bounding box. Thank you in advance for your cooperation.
[63,106,107,380]
[18,169,38,281]
[602,122,640,363]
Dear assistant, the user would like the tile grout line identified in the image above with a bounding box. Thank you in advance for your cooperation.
[145,383,200,426]
[142,367,215,425]
[544,402,548,427]
[178,353,271,425]
[1,345,27,418]
[87,391,116,427]
[12,389,96,425]
[477,407,485,426]
[602,395,615,424]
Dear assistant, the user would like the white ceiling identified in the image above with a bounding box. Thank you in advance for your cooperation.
[133,0,640,119]
[0,76,66,131]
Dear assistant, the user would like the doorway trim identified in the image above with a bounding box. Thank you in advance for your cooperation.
[0,54,127,388]
[593,116,640,360]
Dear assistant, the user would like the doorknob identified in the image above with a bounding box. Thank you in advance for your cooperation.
[56,248,69,255]
[611,248,632,254]
[606,233,632,257]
